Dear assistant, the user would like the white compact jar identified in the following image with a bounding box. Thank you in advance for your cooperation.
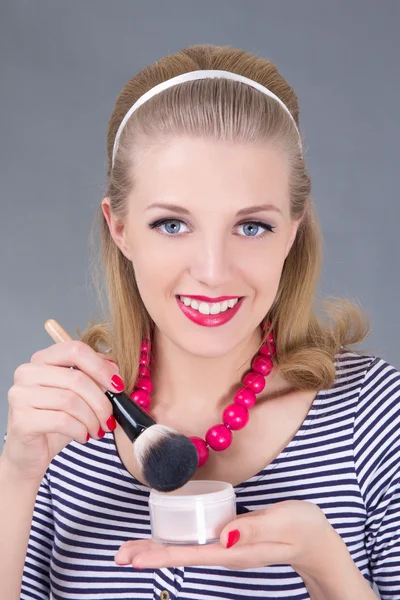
[149,480,236,545]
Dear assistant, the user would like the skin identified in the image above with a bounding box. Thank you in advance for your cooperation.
[102,137,301,411]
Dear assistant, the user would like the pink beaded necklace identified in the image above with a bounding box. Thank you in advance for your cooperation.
[129,323,276,468]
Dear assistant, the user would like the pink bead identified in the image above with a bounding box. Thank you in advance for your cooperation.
[205,424,233,451]
[243,371,266,394]
[234,387,257,408]
[265,332,275,345]
[141,340,150,353]
[136,376,152,393]
[252,355,274,376]
[139,352,150,367]
[138,365,150,377]
[189,436,209,467]
[130,389,151,408]
[223,403,249,430]
[259,343,276,358]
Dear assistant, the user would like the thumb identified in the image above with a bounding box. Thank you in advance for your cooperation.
[220,513,263,549]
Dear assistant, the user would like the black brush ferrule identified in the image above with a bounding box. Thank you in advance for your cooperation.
[105,389,156,443]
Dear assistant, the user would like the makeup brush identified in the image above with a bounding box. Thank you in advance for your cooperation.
[44,319,198,492]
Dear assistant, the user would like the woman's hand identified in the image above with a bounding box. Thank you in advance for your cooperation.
[2,341,124,482]
[115,499,342,576]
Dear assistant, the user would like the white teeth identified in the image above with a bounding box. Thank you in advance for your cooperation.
[179,296,240,314]
[198,302,210,315]
[210,303,221,315]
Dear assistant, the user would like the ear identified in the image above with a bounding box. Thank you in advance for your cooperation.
[284,218,302,258]
[101,197,132,261]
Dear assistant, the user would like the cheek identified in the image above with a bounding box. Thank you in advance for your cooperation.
[131,237,182,302]
[238,243,286,288]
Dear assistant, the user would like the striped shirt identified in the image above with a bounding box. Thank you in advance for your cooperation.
[15,350,400,599]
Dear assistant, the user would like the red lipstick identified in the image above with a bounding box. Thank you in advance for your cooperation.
[176,296,244,327]
[179,295,240,303]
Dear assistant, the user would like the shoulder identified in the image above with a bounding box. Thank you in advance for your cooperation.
[345,351,400,419]
[328,348,400,433]
[333,348,400,404]
[343,349,400,471]
[341,351,400,511]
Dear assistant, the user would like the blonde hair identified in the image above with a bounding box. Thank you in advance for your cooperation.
[80,43,371,395]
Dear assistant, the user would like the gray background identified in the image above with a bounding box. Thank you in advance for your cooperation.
[1,2,399,596]
[1,2,399,441]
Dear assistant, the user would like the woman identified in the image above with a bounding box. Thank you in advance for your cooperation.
[2,44,399,600]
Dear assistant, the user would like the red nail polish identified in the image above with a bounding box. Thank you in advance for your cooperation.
[98,427,105,438]
[86,433,90,442]
[106,415,117,431]
[111,374,124,392]
[107,359,118,368]
[226,529,240,548]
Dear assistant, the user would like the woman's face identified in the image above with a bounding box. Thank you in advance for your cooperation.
[103,137,301,358]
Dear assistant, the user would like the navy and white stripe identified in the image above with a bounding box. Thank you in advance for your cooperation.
[14,350,400,599]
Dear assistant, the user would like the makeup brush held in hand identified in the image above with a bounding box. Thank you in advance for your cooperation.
[44,319,198,492]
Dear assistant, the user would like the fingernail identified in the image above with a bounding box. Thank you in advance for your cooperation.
[226,529,240,548]
[98,427,105,439]
[111,374,124,392]
[86,433,90,442]
[106,415,117,431]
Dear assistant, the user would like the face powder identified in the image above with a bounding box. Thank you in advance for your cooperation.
[149,480,236,545]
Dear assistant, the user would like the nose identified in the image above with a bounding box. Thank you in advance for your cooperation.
[188,233,233,289]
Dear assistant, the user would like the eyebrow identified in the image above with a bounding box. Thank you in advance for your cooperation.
[145,202,283,217]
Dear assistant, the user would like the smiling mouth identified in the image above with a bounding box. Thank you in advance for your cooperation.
[176,295,244,315]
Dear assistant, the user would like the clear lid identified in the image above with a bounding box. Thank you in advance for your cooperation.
[149,480,235,507]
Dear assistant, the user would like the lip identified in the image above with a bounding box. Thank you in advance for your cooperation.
[176,296,244,328]
[177,295,241,303]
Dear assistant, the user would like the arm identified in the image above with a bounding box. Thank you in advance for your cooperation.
[353,358,400,599]
[0,455,54,600]
[0,457,44,600]
[296,525,378,599]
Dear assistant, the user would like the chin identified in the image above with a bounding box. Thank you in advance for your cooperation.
[175,326,254,359]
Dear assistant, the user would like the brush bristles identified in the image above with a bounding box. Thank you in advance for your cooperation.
[134,425,198,492]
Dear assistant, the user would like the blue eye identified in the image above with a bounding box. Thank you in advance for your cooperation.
[237,221,276,237]
[148,218,276,238]
[149,219,190,235]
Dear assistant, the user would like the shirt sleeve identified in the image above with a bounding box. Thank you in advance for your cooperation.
[353,357,400,599]
[3,433,54,599]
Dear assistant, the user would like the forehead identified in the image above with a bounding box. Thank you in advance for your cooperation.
[129,137,290,213]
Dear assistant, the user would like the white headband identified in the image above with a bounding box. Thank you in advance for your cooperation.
[111,69,301,167]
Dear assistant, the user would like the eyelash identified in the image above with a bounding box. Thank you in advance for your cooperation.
[148,218,276,240]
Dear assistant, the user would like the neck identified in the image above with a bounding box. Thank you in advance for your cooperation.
[150,328,263,418]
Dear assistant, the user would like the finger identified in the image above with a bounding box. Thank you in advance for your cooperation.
[115,539,156,563]
[30,340,125,394]
[116,540,229,568]
[97,353,120,372]
[115,539,293,570]
[14,363,114,434]
[9,383,103,440]
[221,501,315,548]
[220,510,285,547]
[10,405,89,445]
